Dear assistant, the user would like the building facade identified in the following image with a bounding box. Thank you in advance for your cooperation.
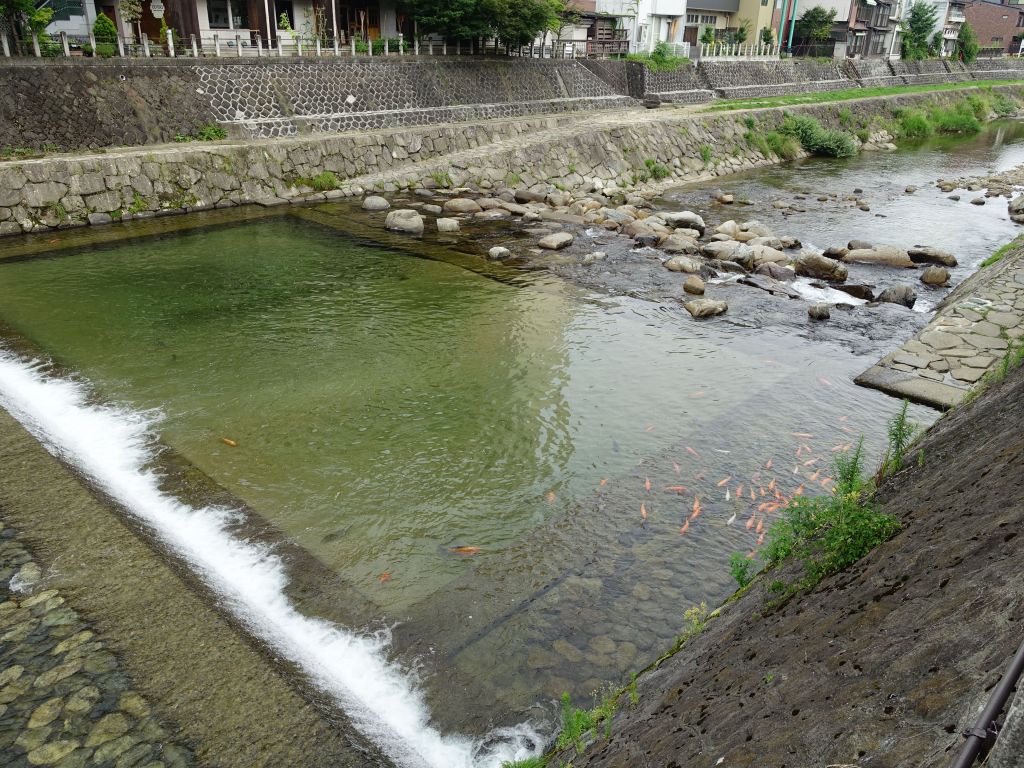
[963,0,1024,54]
[595,0,690,51]
[772,0,903,57]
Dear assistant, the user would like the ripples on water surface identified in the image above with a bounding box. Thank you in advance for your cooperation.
[2,120,1020,742]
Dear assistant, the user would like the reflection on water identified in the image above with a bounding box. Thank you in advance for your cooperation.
[2,121,1019,739]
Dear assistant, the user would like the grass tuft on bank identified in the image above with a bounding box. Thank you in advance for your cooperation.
[705,81,1024,112]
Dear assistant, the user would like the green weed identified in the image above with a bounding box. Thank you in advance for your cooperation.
[429,170,453,188]
[297,171,339,192]
[729,552,755,589]
[897,110,934,140]
[877,400,918,481]
[779,114,857,158]
[644,158,670,179]
[699,144,713,166]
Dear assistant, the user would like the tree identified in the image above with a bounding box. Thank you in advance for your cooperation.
[733,19,751,44]
[400,0,565,45]
[760,26,774,47]
[795,5,837,43]
[495,0,562,47]
[699,25,716,46]
[901,1,940,60]
[93,11,118,43]
[119,0,143,41]
[0,0,54,40]
[955,21,979,64]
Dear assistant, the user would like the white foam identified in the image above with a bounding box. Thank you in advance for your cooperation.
[0,351,543,768]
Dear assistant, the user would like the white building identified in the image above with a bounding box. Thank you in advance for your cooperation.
[596,0,690,52]
[930,0,967,56]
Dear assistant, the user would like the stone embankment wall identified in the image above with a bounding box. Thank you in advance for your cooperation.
[585,57,1024,104]
[0,58,633,150]
[3,86,1022,237]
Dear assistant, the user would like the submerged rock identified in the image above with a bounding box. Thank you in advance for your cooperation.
[756,262,796,281]
[435,218,460,232]
[384,209,424,235]
[487,246,511,260]
[808,303,831,321]
[581,251,607,265]
[683,298,728,318]
[877,285,918,309]
[538,232,574,250]
[738,274,801,299]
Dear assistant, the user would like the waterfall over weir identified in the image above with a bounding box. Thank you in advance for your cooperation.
[0,350,543,768]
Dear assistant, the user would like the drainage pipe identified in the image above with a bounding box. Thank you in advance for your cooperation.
[951,637,1024,768]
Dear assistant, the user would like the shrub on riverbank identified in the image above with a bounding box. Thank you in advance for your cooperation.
[929,102,982,134]
[897,109,934,140]
[779,114,857,158]
[626,41,689,72]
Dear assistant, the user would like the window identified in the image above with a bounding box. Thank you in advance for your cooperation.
[871,33,886,53]
[207,0,249,29]
[687,13,698,23]
[761,0,769,5]
[700,14,717,24]
[1018,14,1024,27]
[992,37,1004,44]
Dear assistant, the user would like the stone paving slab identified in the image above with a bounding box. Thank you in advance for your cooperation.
[856,241,1024,408]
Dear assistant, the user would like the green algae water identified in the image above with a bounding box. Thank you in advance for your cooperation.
[0,214,936,735]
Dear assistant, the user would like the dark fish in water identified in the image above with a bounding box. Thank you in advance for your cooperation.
[611,439,620,453]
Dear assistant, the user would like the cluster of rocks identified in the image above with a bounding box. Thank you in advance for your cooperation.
[0,522,191,768]
[367,182,965,320]
[935,166,1024,221]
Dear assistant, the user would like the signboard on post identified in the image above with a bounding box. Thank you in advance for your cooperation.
[150,0,164,19]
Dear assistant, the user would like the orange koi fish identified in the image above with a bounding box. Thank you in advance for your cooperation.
[664,485,688,493]
[765,458,774,470]
[821,477,833,489]
[746,514,756,530]
[802,443,813,454]
[750,487,756,501]
[759,487,766,497]
[756,518,764,534]
[803,458,818,466]
[747,549,757,559]
[768,479,776,491]
[645,477,652,492]
[756,532,765,546]
[219,437,238,447]
[758,502,770,513]
[686,446,701,458]
[735,483,744,497]
[795,445,803,457]
[717,477,731,487]
[448,546,482,555]
[795,484,805,496]
[546,491,556,504]
[600,478,608,487]
[641,502,648,522]
[679,520,690,535]
[809,469,821,481]
[378,572,392,583]
[690,497,701,520]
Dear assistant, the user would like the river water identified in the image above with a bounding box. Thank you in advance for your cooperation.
[0,120,1020,764]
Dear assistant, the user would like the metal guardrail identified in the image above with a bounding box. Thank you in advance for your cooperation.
[951,637,1024,768]
[0,31,634,59]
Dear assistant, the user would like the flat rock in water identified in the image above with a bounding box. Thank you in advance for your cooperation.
[877,285,917,308]
[756,262,796,281]
[834,283,875,301]
[664,255,703,273]
[843,246,914,268]
[920,266,951,286]
[661,211,705,233]
[738,274,801,299]
[907,246,958,267]
[384,209,424,235]
[435,217,460,232]
[661,234,699,254]
[748,244,789,267]
[444,198,483,214]
[538,232,574,250]
[683,298,728,318]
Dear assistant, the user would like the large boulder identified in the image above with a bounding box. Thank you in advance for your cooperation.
[795,252,849,282]
[664,255,704,273]
[662,235,699,254]
[907,246,958,267]
[683,298,728,318]
[444,197,483,214]
[920,266,951,286]
[538,232,574,250]
[748,244,789,268]
[384,209,424,235]
[848,239,873,250]
[661,211,705,234]
[1008,194,1024,223]
[702,240,753,269]
[756,262,796,281]
[835,283,875,301]
[436,217,460,232]
[842,246,914,268]
[877,285,917,308]
[361,195,390,211]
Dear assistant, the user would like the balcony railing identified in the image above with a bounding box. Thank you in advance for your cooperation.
[943,26,960,39]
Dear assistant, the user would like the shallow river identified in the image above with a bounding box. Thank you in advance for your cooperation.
[0,120,1020,764]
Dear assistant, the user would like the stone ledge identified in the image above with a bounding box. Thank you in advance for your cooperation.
[855,364,966,409]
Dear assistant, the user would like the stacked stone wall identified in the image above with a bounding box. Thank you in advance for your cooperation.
[699,59,852,98]
[844,59,905,88]
[890,59,957,85]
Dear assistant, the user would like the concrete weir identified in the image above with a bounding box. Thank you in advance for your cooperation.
[0,406,393,768]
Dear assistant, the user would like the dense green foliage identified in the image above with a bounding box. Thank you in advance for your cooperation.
[955,22,979,64]
[729,552,754,589]
[779,114,857,157]
[760,26,774,46]
[762,440,901,586]
[928,102,982,133]
[795,5,837,43]
[902,1,939,60]
[93,12,117,43]
[708,81,1024,111]
[700,25,716,46]
[897,109,934,139]
[399,0,563,46]
[626,41,689,71]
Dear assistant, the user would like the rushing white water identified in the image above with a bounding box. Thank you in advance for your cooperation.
[0,350,544,768]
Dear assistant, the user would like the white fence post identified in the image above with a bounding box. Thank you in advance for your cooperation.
[399,33,403,55]
[315,38,321,55]
[31,32,40,57]
[235,34,242,56]
[190,34,198,57]
[383,37,388,55]
[60,31,70,56]
[214,33,220,56]
[277,36,282,56]
[166,29,174,57]
[142,34,150,57]
[442,40,446,55]
[2,32,10,57]
[297,36,303,56]
[368,36,372,56]
[333,35,338,56]
[255,32,262,56]
[350,37,355,56]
